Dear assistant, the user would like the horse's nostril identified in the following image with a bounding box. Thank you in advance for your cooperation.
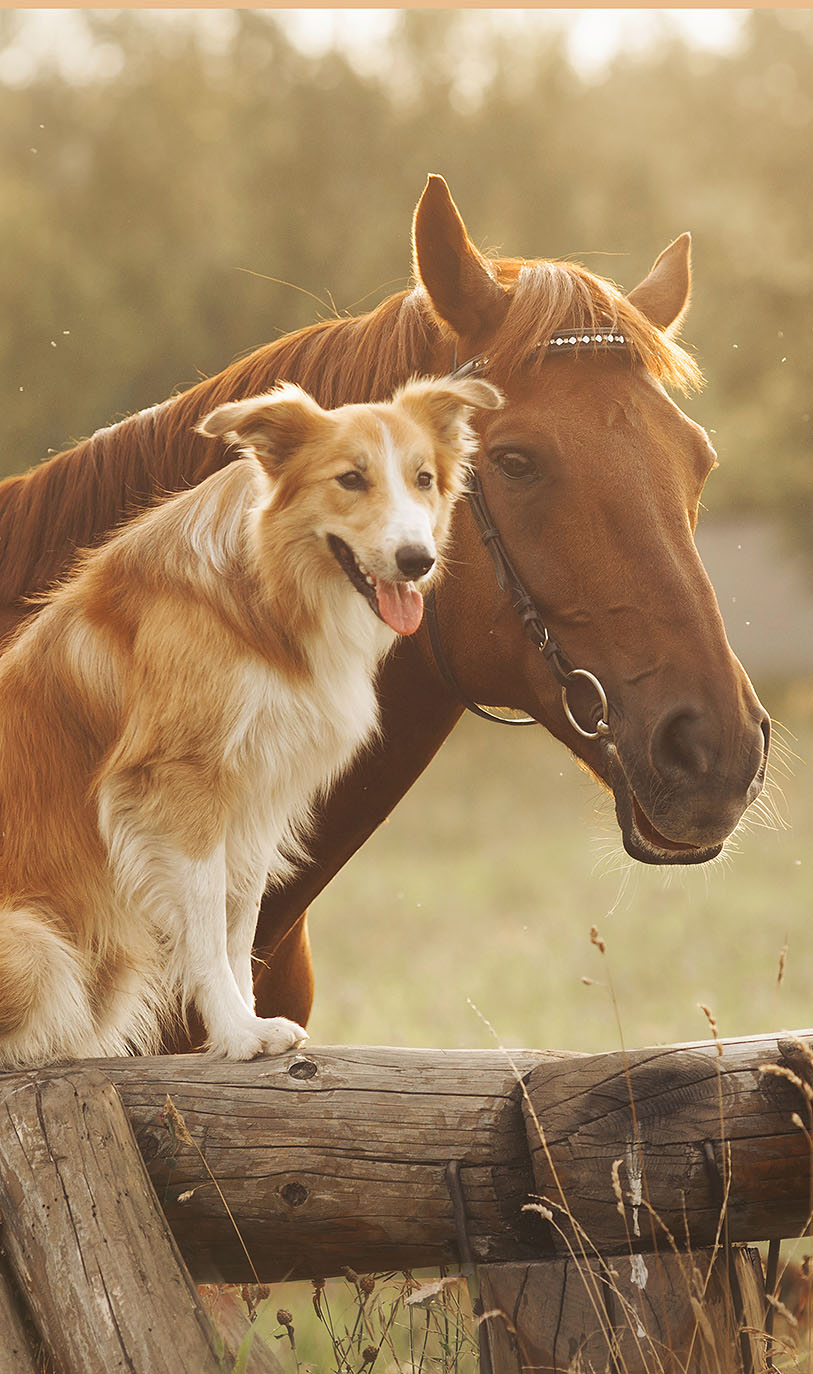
[651,708,711,782]
[651,707,770,790]
[395,544,435,579]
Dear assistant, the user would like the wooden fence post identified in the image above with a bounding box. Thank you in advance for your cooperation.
[477,1248,767,1373]
[0,1066,226,1374]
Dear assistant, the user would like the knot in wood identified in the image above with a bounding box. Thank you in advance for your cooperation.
[288,1058,318,1080]
[279,1181,309,1208]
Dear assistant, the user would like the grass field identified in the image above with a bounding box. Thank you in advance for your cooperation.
[307,684,812,1057]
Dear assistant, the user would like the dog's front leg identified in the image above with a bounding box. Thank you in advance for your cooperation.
[159,849,307,1061]
[225,867,269,1011]
[98,755,308,1059]
[99,771,306,1060]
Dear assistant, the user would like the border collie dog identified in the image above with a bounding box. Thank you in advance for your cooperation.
[0,374,501,1066]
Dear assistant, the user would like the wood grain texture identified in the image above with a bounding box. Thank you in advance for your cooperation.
[0,1245,38,1373]
[523,1031,813,1253]
[98,1045,554,1283]
[478,1247,767,1373]
[0,1067,224,1374]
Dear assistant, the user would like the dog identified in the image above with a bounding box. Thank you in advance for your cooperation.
[0,374,501,1066]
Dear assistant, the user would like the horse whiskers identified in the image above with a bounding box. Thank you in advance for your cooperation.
[589,834,635,883]
[605,860,638,917]
[740,729,793,834]
[747,786,790,833]
[767,716,802,778]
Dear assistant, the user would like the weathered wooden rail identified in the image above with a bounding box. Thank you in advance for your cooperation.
[0,1031,810,1372]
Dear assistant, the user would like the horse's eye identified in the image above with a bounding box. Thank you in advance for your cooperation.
[416,471,433,490]
[336,471,367,491]
[495,451,536,480]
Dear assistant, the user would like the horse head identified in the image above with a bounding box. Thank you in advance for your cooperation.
[412,175,770,865]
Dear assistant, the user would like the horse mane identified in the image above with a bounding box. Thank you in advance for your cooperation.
[0,253,699,608]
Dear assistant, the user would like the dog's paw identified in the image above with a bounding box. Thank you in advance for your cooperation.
[255,1015,309,1056]
[210,1016,308,1061]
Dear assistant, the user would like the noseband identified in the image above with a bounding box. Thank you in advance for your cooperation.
[425,338,626,739]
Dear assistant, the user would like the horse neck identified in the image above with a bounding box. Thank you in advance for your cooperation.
[0,290,449,616]
[201,287,452,410]
[0,399,197,616]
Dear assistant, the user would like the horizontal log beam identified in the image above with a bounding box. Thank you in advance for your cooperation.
[105,1045,554,1282]
[1,1032,808,1287]
[523,1030,813,1254]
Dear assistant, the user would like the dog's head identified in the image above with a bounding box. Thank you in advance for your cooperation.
[198,375,502,635]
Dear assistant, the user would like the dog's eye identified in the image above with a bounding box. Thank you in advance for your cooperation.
[416,471,433,490]
[494,451,537,481]
[336,471,367,491]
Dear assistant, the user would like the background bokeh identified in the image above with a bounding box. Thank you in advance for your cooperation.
[2,8,812,1055]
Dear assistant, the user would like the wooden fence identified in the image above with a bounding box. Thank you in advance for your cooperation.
[0,1030,810,1372]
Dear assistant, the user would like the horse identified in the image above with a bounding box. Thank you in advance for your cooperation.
[0,175,769,1043]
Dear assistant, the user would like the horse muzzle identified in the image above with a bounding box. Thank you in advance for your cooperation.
[603,706,771,866]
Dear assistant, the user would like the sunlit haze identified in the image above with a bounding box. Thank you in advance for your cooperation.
[0,9,746,87]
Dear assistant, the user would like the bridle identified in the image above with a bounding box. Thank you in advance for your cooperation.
[424,333,629,740]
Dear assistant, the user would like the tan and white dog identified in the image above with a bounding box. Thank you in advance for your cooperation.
[0,374,501,1067]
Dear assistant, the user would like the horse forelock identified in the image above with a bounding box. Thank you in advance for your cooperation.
[483,258,702,394]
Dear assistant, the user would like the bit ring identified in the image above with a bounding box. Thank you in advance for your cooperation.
[562,668,611,740]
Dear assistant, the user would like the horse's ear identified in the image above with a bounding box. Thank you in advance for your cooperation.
[197,385,329,471]
[412,175,509,342]
[627,233,692,332]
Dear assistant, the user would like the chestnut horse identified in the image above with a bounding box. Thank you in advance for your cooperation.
[0,176,768,1039]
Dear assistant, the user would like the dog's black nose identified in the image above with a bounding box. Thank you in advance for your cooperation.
[395,544,435,579]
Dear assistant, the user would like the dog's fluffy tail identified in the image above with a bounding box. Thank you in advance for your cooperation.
[0,910,101,1067]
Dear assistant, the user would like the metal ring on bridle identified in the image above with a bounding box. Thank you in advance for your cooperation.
[561,668,611,740]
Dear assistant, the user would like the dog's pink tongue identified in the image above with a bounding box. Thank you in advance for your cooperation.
[376,580,424,635]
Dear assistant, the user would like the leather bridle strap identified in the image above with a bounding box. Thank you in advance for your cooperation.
[425,352,612,739]
[424,584,534,726]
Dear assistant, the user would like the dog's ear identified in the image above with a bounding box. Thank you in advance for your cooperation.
[197,384,330,472]
[394,375,504,496]
[395,374,504,444]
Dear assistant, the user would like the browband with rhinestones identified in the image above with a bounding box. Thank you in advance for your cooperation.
[450,329,629,382]
[543,330,628,350]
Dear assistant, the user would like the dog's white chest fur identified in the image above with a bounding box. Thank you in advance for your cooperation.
[226,610,388,881]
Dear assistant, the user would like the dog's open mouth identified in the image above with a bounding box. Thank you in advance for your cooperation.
[327,535,425,636]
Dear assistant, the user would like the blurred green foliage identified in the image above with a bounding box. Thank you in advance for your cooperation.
[1,10,811,554]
